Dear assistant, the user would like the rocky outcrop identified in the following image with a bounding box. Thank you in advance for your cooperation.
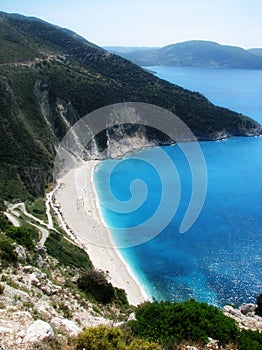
[15,245,27,262]
[0,263,112,349]
[19,320,54,344]
[51,317,80,336]
[223,304,262,331]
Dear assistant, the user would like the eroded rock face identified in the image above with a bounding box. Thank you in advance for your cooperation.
[21,320,54,343]
[223,304,262,331]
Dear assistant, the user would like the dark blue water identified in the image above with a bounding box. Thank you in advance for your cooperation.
[94,67,262,306]
[149,66,262,125]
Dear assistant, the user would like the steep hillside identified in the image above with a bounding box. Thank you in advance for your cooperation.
[110,40,262,69]
[0,13,261,201]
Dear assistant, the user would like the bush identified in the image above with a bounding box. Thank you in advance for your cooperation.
[0,234,18,266]
[126,338,161,350]
[45,231,92,269]
[256,293,262,317]
[0,283,4,294]
[75,326,161,350]
[26,198,46,220]
[77,269,128,306]
[0,213,12,231]
[75,326,126,350]
[238,330,262,350]
[128,299,239,346]
[5,226,36,250]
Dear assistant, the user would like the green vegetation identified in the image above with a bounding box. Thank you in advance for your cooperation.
[75,325,161,350]
[256,293,262,317]
[0,283,4,294]
[45,230,92,269]
[77,269,128,306]
[0,212,12,231]
[5,226,38,250]
[0,234,18,266]
[0,214,19,266]
[238,330,262,350]
[128,300,239,347]
[26,198,46,220]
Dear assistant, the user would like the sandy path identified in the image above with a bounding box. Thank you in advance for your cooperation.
[54,160,148,306]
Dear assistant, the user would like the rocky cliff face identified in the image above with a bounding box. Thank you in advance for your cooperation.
[0,264,111,349]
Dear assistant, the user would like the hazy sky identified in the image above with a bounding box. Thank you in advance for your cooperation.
[1,0,261,49]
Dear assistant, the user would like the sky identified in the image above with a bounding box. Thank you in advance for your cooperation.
[0,0,261,49]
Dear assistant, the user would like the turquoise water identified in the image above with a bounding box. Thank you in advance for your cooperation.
[94,67,262,306]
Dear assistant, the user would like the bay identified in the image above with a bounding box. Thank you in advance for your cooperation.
[94,67,262,306]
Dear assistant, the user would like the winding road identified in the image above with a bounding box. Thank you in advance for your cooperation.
[6,189,58,247]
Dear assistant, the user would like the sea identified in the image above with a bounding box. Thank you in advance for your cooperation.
[93,66,262,307]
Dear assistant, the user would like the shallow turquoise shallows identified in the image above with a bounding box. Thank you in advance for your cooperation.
[94,67,262,306]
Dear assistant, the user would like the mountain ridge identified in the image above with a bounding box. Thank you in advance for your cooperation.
[106,40,262,69]
[0,12,261,201]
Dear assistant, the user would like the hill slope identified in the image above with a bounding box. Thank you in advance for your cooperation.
[0,13,261,201]
[109,40,262,69]
[248,48,262,60]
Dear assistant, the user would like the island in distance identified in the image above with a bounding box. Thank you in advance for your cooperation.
[105,40,262,69]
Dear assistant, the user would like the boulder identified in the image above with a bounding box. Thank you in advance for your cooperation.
[206,337,219,349]
[23,320,54,343]
[127,312,136,321]
[240,303,256,315]
[223,305,242,317]
[51,317,80,336]
[15,245,27,262]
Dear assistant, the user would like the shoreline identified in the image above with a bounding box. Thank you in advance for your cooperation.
[54,160,149,306]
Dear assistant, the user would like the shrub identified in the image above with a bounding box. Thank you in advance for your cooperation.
[45,231,92,269]
[75,325,126,350]
[0,283,4,294]
[256,293,262,317]
[77,269,128,306]
[75,325,162,350]
[128,299,239,346]
[126,338,161,350]
[238,330,262,350]
[0,234,18,266]
[26,198,46,220]
[0,213,12,231]
[5,226,36,250]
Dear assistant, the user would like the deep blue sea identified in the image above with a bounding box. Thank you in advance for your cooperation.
[149,66,262,124]
[94,67,262,306]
